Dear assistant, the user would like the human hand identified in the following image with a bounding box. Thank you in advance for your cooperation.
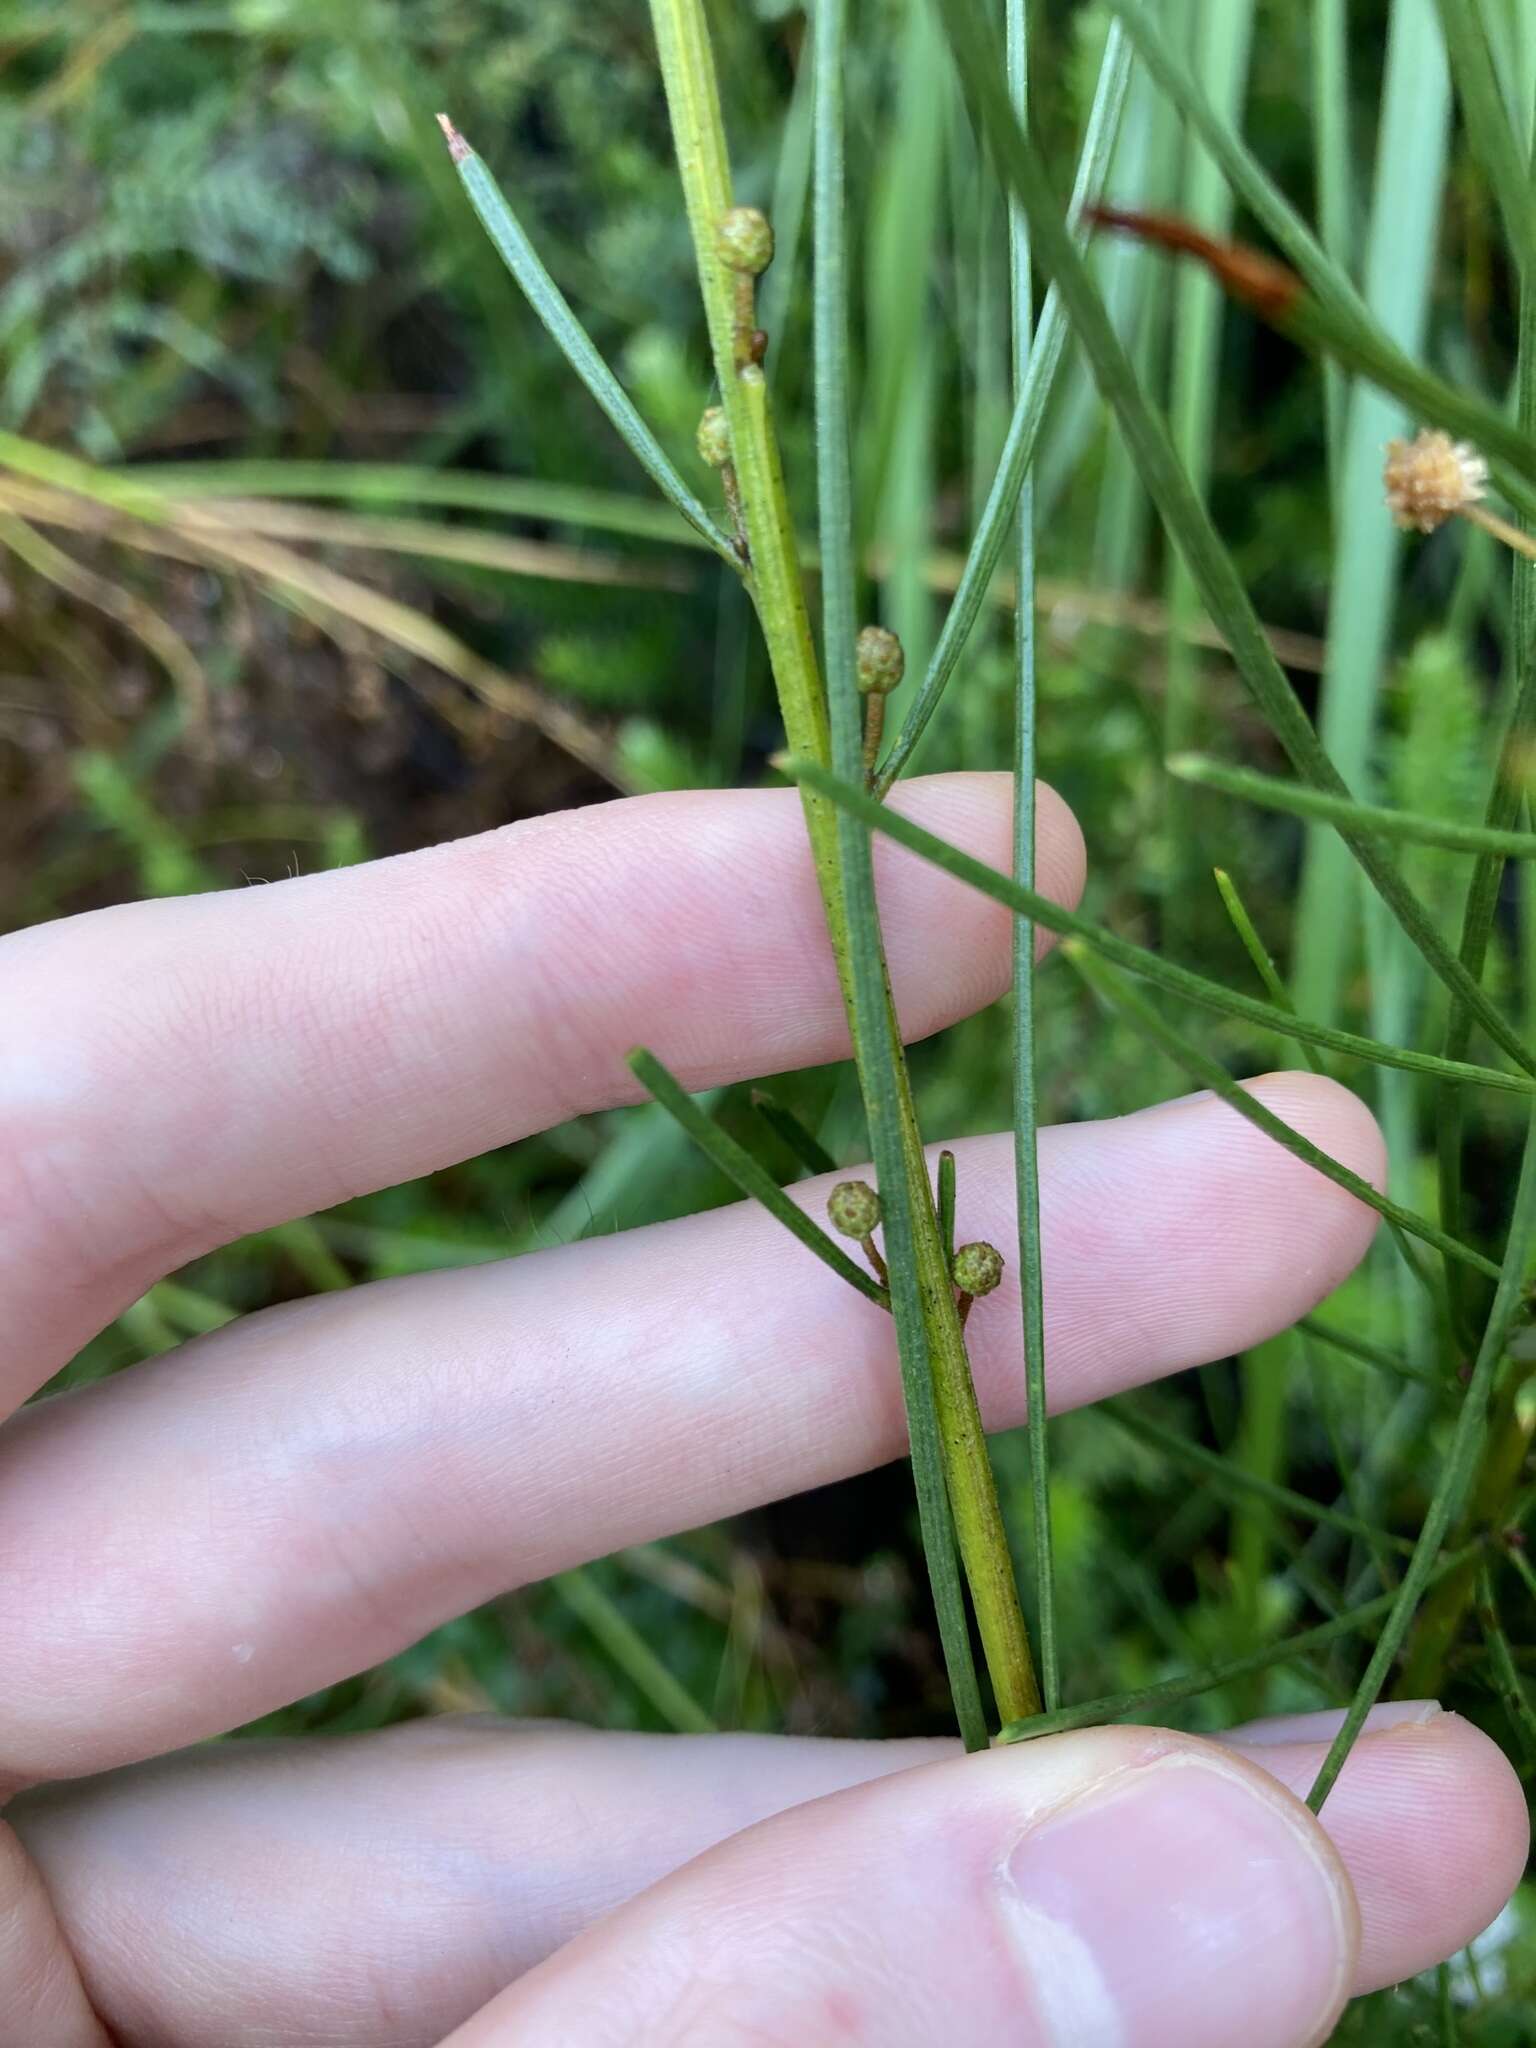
[1,774,1525,2046]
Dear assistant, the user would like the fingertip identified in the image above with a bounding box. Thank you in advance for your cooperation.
[1232,1070,1385,1279]
[1219,1710,1529,1993]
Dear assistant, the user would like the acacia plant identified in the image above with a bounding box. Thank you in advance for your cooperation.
[437,0,1536,1826]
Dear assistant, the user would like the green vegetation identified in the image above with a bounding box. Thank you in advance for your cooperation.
[7,0,1536,2032]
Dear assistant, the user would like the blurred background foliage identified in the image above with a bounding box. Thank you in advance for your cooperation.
[4,0,1536,2034]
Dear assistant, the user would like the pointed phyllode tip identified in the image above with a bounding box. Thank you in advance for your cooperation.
[436,112,471,163]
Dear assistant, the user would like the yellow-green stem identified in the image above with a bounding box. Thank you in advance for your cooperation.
[648,0,1037,1725]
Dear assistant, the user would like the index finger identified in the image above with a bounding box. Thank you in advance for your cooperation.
[2,773,1083,1395]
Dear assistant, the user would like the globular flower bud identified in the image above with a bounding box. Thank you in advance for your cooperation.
[716,206,775,275]
[696,406,731,469]
[828,1179,881,1239]
[952,1240,1004,1298]
[855,624,905,696]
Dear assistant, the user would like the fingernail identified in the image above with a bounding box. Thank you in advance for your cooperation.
[1222,1699,1442,1748]
[1001,1750,1353,2048]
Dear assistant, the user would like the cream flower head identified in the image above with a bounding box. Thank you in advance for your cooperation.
[1384,429,1489,533]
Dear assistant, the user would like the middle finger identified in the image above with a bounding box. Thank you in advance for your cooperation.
[0,1075,1381,1781]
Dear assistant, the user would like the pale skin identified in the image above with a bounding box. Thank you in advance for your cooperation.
[0,770,1527,2047]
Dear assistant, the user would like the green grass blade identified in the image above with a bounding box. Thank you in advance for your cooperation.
[1178,753,1536,858]
[553,1568,718,1734]
[628,1049,887,1307]
[1212,866,1326,1076]
[781,755,1534,1098]
[436,119,739,569]
[938,1149,957,1266]
[926,0,1536,1077]
[1307,1101,1536,1809]
[874,21,1132,793]
[813,0,991,1751]
[1162,0,1254,886]
[1006,0,1058,1718]
[1065,944,1501,1280]
[997,1546,1476,1743]
[1293,0,1450,1032]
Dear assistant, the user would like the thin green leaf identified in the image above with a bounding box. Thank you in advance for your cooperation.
[1179,753,1536,858]
[1004,0,1058,1717]
[811,0,993,1749]
[628,1048,887,1308]
[1066,943,1500,1280]
[1308,1100,1536,1810]
[1212,866,1326,1077]
[875,21,1133,792]
[997,1546,1477,1744]
[750,1090,836,1177]
[932,0,1536,1077]
[1109,1405,1417,1556]
[938,1149,957,1266]
[781,754,1534,1098]
[436,118,739,569]
[1298,1315,1440,1390]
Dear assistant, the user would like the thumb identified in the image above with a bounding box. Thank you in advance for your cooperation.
[438,1725,1359,2047]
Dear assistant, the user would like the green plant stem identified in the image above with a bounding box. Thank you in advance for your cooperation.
[1308,1102,1536,1810]
[1178,753,1536,857]
[810,0,1036,1732]
[782,754,1533,1100]
[1005,0,1057,1718]
[649,0,1008,1744]
[996,1546,1476,1744]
